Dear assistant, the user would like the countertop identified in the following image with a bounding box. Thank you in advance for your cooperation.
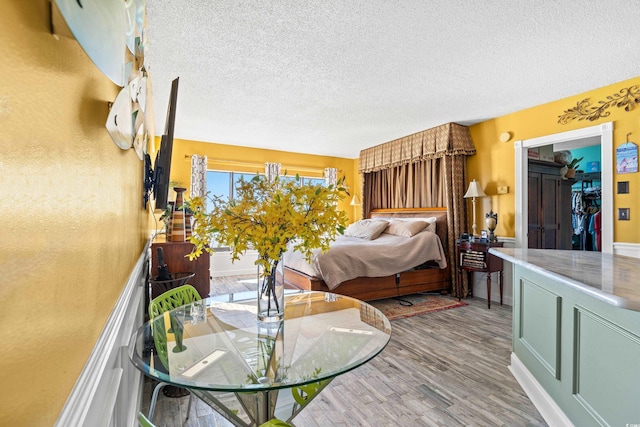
[489,248,640,312]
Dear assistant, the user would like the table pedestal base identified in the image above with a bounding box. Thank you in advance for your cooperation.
[191,378,332,426]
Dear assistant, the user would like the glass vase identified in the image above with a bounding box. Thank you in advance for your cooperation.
[257,258,285,322]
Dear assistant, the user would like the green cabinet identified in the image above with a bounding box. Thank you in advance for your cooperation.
[512,265,640,426]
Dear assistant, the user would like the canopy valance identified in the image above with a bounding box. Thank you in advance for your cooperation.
[359,122,476,173]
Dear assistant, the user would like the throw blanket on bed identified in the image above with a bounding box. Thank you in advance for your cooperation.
[285,231,447,290]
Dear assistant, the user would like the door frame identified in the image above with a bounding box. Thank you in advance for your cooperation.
[514,122,613,252]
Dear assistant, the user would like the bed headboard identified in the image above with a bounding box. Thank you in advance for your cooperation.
[369,208,448,249]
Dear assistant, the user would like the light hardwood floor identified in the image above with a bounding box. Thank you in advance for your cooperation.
[142,276,547,427]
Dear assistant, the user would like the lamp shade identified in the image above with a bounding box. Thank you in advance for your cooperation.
[464,179,486,198]
[350,195,361,206]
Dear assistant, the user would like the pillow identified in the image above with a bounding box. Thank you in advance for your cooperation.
[344,219,389,240]
[383,217,437,233]
[384,220,428,237]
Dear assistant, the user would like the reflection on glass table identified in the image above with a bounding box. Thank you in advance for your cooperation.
[129,291,391,426]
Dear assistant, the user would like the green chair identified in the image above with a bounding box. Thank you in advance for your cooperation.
[259,420,293,427]
[147,284,202,422]
[148,284,201,319]
[138,412,154,427]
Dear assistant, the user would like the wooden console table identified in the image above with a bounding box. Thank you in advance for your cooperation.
[150,240,210,299]
[456,240,504,308]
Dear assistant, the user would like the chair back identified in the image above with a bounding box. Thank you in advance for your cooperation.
[138,411,154,427]
[148,284,201,320]
[148,284,202,370]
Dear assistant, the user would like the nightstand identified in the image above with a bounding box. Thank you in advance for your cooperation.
[456,240,504,308]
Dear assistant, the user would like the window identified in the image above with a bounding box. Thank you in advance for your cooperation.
[204,170,327,249]
[205,171,258,207]
[206,170,325,209]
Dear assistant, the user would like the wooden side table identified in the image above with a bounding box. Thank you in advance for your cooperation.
[150,240,210,299]
[456,240,504,308]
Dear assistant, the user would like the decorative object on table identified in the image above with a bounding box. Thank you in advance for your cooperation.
[485,210,498,242]
[554,150,572,165]
[463,179,486,237]
[187,174,349,322]
[616,134,638,174]
[168,187,193,241]
[155,247,171,281]
[149,271,195,297]
[564,156,583,179]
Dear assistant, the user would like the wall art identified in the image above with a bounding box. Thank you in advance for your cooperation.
[557,85,640,125]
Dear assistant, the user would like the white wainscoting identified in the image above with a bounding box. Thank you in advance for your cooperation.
[55,243,149,427]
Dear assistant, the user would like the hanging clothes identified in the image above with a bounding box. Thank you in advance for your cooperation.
[594,211,601,251]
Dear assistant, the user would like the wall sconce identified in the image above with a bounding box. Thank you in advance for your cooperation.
[350,195,361,220]
[464,179,486,237]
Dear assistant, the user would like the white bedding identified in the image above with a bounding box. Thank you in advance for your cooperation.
[284,230,447,290]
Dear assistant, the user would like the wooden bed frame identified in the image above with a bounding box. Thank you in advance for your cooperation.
[283,208,451,301]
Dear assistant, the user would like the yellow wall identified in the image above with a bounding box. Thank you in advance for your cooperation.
[4,3,638,425]
[0,2,150,425]
[163,138,361,223]
[469,76,640,241]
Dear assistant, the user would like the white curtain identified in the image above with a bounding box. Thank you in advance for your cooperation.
[265,162,281,182]
[324,167,337,186]
[190,154,208,198]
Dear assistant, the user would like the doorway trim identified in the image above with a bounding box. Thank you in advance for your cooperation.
[514,122,613,252]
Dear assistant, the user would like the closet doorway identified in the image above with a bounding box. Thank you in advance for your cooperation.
[515,122,613,253]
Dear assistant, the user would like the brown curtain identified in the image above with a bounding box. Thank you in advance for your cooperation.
[363,160,444,212]
[360,122,475,297]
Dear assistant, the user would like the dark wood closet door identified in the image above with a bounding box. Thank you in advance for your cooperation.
[527,172,542,248]
[528,161,573,249]
[541,173,560,248]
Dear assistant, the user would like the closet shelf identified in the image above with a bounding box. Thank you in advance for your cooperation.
[574,171,601,182]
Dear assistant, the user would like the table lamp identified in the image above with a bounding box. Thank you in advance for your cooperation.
[464,179,486,237]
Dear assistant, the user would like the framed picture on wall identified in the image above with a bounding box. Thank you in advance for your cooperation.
[616,142,638,174]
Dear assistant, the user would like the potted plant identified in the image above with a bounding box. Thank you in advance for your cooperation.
[564,156,583,179]
[186,174,348,321]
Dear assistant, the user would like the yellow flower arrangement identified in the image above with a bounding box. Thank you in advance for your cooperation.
[186,173,348,318]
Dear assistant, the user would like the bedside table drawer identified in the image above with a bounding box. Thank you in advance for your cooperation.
[460,250,486,269]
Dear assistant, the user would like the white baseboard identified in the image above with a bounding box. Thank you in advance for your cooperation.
[509,353,574,427]
[613,242,640,258]
[55,243,149,427]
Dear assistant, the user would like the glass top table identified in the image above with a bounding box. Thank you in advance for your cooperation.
[128,290,391,426]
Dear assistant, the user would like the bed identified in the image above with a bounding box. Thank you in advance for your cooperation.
[283,208,451,301]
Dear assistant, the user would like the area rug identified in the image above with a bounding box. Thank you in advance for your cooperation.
[369,293,467,320]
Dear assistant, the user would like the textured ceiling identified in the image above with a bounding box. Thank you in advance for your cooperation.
[146,1,640,159]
